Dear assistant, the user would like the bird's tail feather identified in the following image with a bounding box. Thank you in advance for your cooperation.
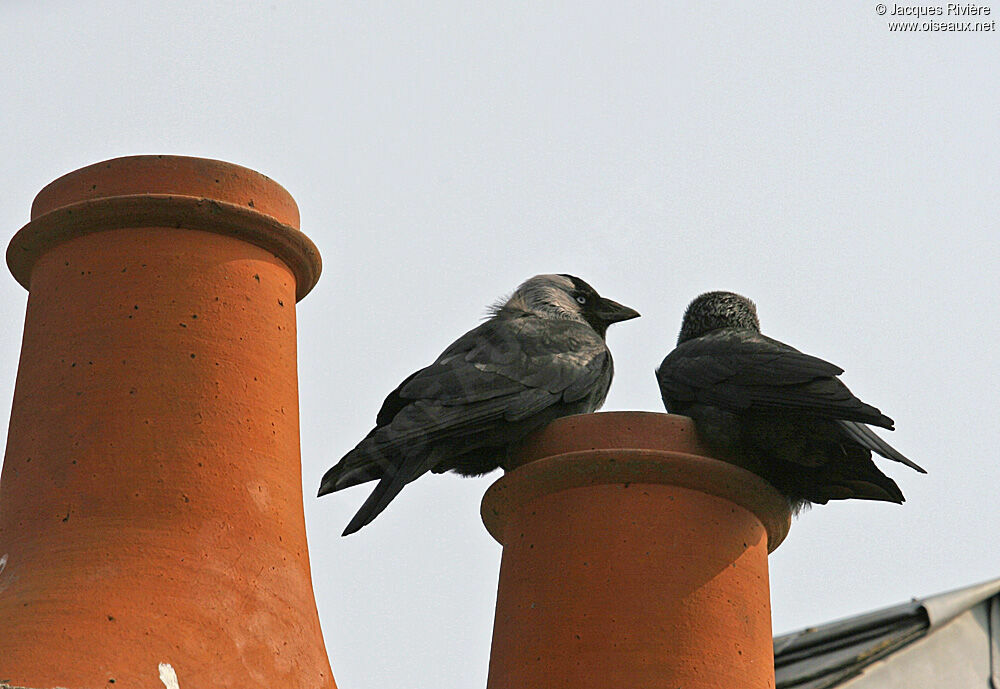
[837,420,926,473]
[763,442,907,506]
[317,430,390,496]
[340,453,428,536]
[801,464,906,505]
[318,456,384,495]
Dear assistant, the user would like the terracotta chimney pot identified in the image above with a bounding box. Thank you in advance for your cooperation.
[0,156,334,688]
[482,411,791,689]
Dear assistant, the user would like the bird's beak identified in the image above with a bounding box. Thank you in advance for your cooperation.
[596,298,640,324]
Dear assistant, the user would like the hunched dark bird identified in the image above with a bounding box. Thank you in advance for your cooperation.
[656,291,924,511]
[320,274,640,535]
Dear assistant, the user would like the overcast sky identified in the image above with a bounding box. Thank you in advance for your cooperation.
[1,3,998,688]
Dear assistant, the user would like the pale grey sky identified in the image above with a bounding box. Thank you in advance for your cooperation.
[1,3,998,688]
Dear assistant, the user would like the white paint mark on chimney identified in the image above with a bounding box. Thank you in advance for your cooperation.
[158,662,180,689]
[0,553,10,595]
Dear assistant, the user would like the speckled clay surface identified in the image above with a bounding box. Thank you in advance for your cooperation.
[0,156,334,689]
[483,411,790,689]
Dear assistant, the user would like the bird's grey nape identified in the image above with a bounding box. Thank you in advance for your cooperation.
[678,291,760,343]
[496,274,586,323]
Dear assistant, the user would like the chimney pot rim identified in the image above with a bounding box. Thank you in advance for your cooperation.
[30,155,299,224]
[484,412,792,552]
[8,193,321,301]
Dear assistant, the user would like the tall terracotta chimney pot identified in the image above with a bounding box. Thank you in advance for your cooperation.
[482,411,791,689]
[0,156,333,688]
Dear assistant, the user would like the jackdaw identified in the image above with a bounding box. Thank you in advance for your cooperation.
[656,291,924,511]
[320,274,640,535]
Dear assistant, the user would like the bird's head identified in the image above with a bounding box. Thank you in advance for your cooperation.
[678,291,760,344]
[498,274,640,338]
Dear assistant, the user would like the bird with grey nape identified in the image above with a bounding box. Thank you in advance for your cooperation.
[319,274,640,535]
[656,291,925,512]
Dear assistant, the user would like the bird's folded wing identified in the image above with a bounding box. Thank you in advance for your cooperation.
[658,330,891,426]
[837,420,926,472]
[373,317,610,430]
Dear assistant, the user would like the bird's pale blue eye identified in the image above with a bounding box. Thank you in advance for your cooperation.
[576,295,587,304]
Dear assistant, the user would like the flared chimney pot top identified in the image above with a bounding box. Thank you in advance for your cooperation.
[487,411,792,552]
[9,155,320,300]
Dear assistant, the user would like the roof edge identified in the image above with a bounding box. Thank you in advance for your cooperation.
[920,576,1000,629]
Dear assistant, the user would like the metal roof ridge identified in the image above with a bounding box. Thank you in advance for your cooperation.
[918,575,1000,629]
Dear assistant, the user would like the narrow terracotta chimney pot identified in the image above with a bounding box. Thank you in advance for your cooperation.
[482,411,791,689]
[0,156,334,688]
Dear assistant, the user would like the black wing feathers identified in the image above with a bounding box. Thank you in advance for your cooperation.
[322,315,612,535]
[837,420,925,473]
[657,326,922,508]
[659,329,891,427]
